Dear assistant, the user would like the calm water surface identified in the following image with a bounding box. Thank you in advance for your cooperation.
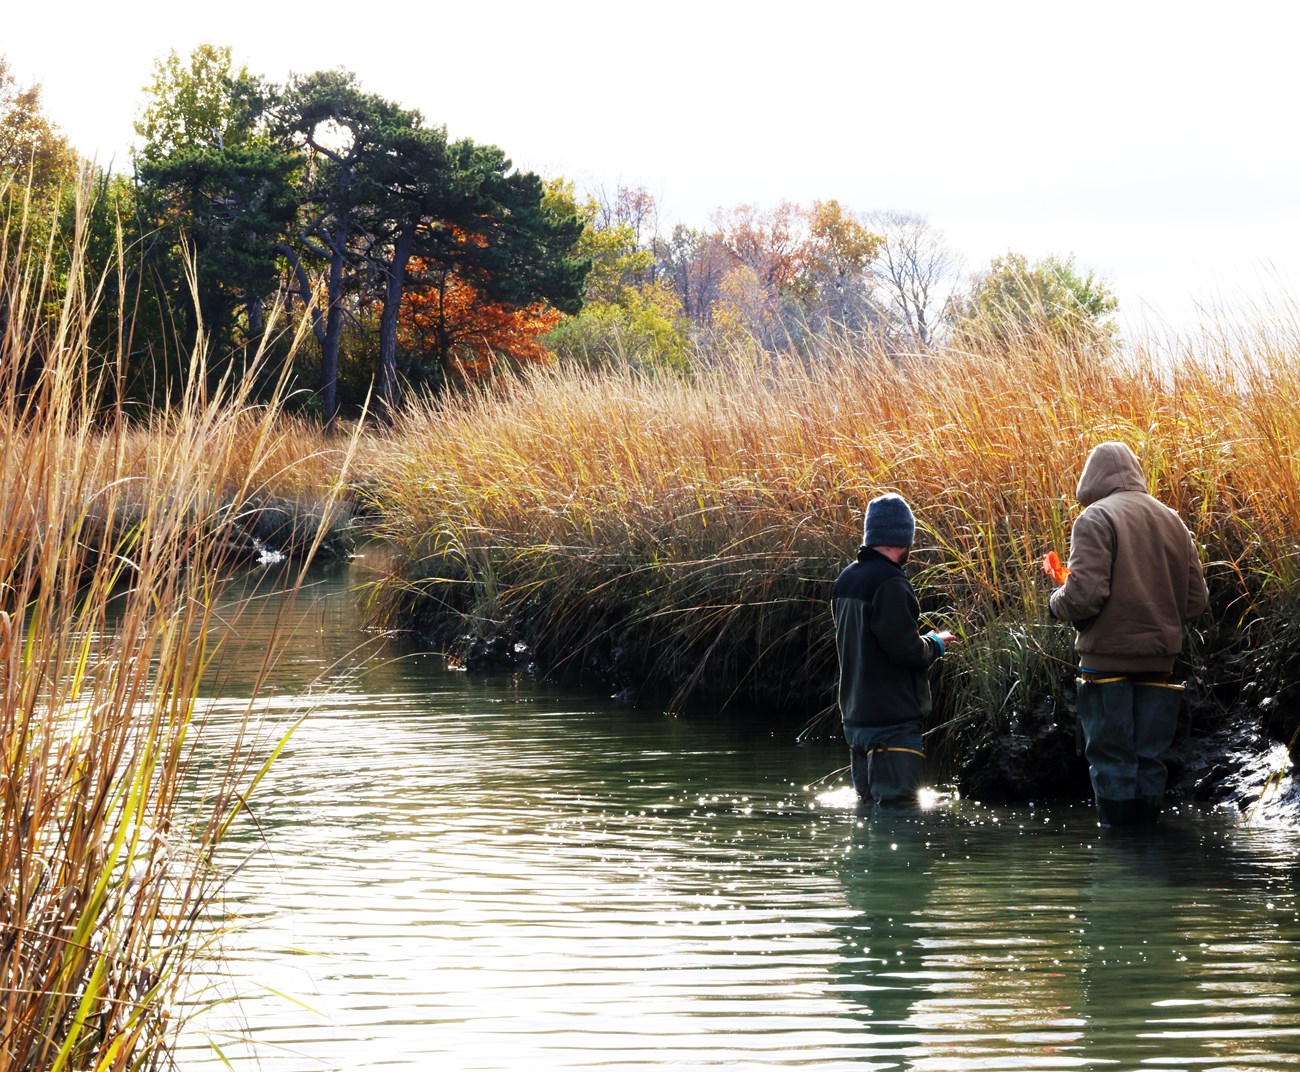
[178,560,1300,1071]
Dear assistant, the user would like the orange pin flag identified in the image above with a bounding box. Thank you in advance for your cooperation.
[1042,550,1070,585]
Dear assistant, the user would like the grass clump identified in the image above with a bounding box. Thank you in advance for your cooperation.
[0,175,353,1068]
[364,326,1300,782]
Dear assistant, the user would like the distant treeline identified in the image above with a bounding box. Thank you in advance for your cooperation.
[1,45,1119,424]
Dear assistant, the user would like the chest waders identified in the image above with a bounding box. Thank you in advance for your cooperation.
[1075,677,1184,827]
[842,721,926,805]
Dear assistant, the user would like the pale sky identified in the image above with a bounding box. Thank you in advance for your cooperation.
[8,0,1300,338]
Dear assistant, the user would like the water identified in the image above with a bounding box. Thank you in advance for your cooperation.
[177,559,1300,1071]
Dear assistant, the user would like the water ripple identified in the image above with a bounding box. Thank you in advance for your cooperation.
[174,571,1300,1071]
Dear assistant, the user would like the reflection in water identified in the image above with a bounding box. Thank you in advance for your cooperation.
[833,808,939,1064]
[177,560,1300,1070]
[829,805,1300,1071]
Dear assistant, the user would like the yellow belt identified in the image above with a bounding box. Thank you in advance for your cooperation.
[1077,676,1184,691]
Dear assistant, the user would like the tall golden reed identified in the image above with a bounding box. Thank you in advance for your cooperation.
[0,177,351,1069]
[365,321,1300,743]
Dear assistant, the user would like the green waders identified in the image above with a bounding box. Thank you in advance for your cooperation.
[843,720,926,805]
[1075,677,1185,826]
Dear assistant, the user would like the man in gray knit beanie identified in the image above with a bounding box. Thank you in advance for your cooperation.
[831,493,956,804]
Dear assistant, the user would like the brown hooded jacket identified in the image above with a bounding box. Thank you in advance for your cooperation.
[1049,441,1208,673]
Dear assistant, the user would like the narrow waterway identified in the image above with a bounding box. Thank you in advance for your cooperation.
[177,558,1300,1071]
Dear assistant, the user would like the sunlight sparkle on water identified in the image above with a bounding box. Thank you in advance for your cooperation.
[813,784,952,811]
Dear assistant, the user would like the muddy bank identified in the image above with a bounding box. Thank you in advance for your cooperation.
[229,496,356,564]
[958,686,1297,820]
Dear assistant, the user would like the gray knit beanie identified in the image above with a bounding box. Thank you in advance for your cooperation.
[863,493,916,548]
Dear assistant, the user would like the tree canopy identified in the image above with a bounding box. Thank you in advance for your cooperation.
[269,70,586,420]
[949,251,1118,354]
[124,52,588,422]
[134,45,264,162]
[0,57,77,194]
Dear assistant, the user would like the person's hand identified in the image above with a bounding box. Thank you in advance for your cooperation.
[926,630,958,652]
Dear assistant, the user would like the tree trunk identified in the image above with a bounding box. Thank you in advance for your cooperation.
[247,297,264,337]
[376,227,413,420]
[319,243,346,429]
[276,243,327,348]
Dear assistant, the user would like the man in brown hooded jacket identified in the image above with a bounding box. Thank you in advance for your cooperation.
[1048,442,1208,827]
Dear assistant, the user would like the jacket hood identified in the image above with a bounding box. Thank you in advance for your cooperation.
[1076,441,1146,506]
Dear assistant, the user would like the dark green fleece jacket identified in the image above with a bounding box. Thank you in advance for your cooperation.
[832,547,943,727]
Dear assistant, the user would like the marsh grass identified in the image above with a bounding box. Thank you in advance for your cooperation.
[0,177,354,1069]
[366,319,1300,758]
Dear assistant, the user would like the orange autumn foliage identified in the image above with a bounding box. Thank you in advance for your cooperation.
[399,256,562,382]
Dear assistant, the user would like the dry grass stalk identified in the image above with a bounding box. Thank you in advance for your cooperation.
[0,175,352,1070]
